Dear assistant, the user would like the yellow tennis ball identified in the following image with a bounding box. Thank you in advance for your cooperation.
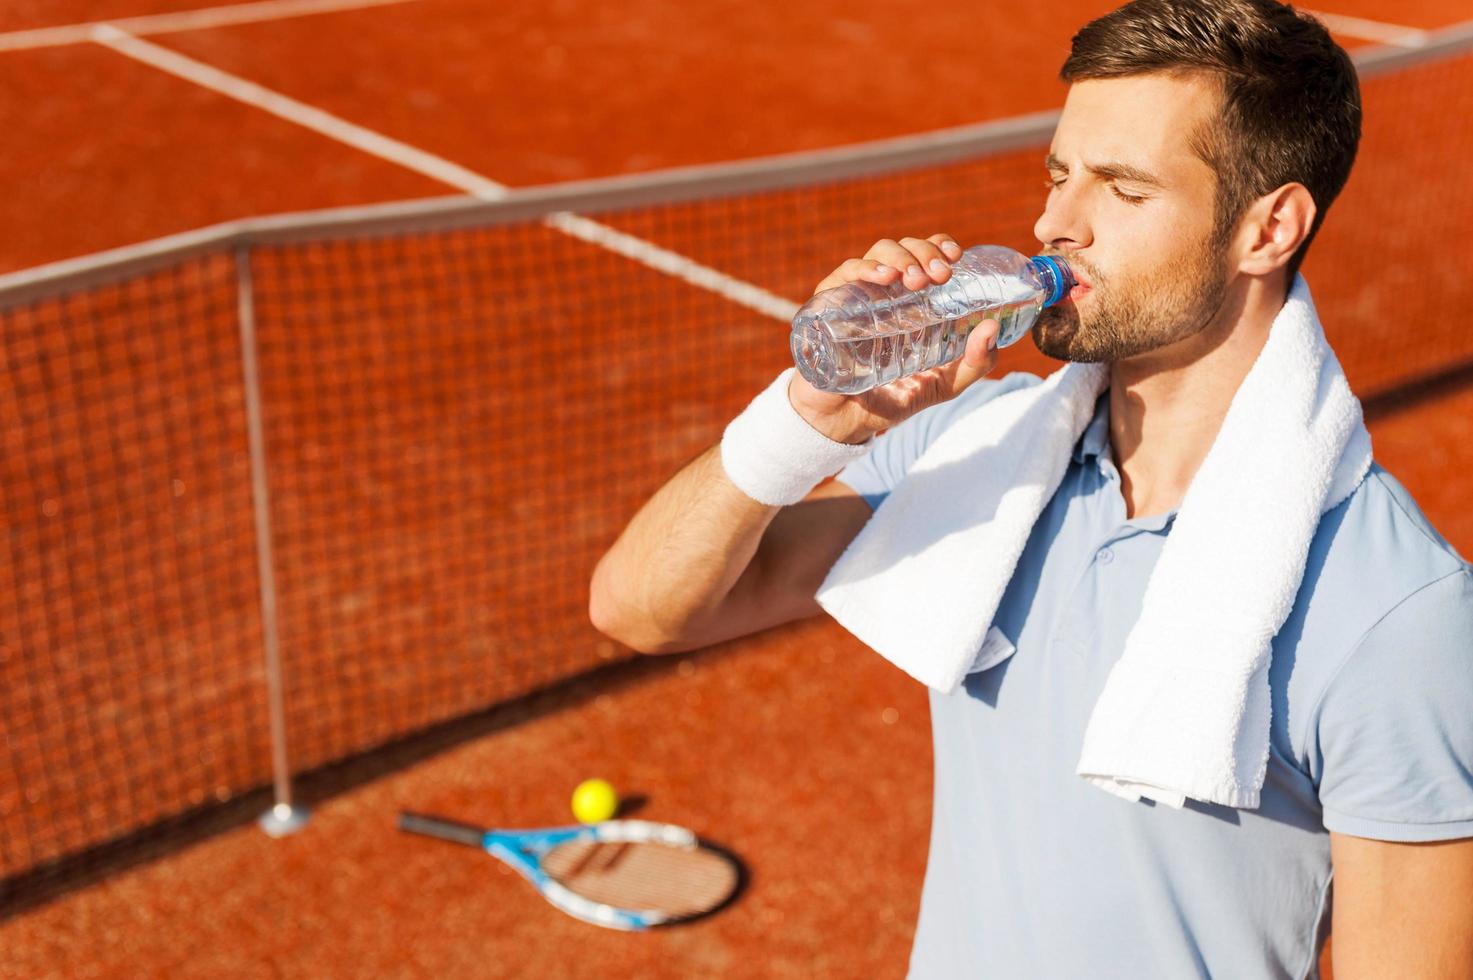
[571,778,619,823]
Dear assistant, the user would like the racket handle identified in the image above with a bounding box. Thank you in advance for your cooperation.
[399,811,488,848]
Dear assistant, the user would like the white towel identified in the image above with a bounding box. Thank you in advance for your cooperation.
[815,276,1373,809]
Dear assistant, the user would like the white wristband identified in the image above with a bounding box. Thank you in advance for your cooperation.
[719,368,874,506]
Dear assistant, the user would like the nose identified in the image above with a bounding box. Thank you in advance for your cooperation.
[1033,181,1091,252]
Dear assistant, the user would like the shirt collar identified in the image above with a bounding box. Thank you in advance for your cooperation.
[1071,392,1112,465]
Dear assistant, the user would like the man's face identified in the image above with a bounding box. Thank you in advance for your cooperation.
[1032,73,1232,363]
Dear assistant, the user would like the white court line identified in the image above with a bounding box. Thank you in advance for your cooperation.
[90,25,800,321]
[91,24,511,199]
[0,0,418,52]
[1304,9,1429,47]
[545,213,799,321]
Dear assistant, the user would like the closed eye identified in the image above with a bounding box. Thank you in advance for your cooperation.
[1046,176,1146,204]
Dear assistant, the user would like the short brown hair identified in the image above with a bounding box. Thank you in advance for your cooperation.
[1061,0,1361,280]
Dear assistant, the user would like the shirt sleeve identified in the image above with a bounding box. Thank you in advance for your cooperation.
[834,371,1043,511]
[1313,567,1473,842]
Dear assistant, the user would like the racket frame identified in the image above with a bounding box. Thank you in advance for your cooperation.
[400,812,703,930]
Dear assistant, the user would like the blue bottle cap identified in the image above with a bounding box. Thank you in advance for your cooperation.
[1029,255,1075,308]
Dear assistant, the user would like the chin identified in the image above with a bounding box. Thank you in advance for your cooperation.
[1032,305,1088,362]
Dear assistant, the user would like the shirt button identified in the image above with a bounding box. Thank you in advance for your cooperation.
[1097,547,1114,564]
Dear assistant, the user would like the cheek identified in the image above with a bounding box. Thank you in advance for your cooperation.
[1152,199,1217,257]
[1106,204,1207,283]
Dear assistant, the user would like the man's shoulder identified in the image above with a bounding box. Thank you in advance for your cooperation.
[837,371,1046,507]
[1317,461,1468,590]
[1281,465,1473,838]
[929,369,1047,423]
[901,369,1048,448]
[1274,460,1470,690]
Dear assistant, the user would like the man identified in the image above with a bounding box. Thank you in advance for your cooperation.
[590,0,1473,975]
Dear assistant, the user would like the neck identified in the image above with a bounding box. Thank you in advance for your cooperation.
[1107,274,1289,519]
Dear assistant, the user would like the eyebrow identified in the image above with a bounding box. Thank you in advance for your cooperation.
[1045,153,1165,188]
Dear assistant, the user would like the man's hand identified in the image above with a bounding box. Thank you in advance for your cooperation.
[1329,832,1473,978]
[788,233,1001,444]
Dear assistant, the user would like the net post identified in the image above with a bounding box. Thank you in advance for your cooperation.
[236,243,309,838]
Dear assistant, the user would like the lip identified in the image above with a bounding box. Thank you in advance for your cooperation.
[1068,283,1092,302]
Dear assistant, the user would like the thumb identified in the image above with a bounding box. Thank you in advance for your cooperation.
[949,319,1000,396]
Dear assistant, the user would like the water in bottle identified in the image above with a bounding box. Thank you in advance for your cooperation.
[789,245,1075,394]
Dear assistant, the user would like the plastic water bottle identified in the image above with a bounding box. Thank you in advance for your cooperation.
[789,245,1074,394]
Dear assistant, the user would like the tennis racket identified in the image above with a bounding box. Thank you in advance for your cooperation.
[398,811,740,931]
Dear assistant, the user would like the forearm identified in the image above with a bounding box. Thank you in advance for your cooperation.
[589,444,780,653]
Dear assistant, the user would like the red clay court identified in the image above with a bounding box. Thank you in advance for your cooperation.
[2,1,1471,976]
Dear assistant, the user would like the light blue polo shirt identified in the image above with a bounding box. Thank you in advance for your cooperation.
[835,371,1473,980]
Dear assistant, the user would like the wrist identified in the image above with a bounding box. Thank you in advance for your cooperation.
[785,377,875,446]
[720,368,875,506]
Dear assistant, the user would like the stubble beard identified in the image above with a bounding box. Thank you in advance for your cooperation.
[1032,232,1230,364]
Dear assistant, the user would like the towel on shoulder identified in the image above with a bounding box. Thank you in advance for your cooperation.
[816,276,1373,809]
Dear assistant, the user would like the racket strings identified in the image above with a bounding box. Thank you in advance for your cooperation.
[541,841,737,916]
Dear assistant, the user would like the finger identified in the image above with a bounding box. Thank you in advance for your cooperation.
[851,258,900,284]
[863,238,938,291]
[861,238,923,278]
[814,257,900,292]
[948,319,1001,396]
[928,234,963,261]
[898,236,954,287]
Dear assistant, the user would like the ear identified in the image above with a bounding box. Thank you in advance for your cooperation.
[1235,182,1317,277]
